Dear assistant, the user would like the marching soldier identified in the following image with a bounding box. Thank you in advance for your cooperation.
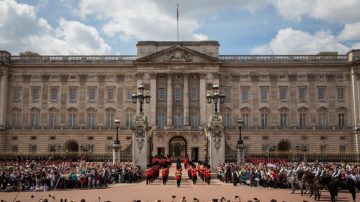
[161,167,169,185]
[175,169,182,187]
[145,167,152,185]
[191,167,197,185]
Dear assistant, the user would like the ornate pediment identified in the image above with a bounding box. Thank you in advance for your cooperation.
[135,46,221,64]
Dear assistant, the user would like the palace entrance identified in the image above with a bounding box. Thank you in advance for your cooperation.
[63,140,79,152]
[169,136,187,160]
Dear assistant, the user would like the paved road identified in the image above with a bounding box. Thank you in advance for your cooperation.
[1,181,355,202]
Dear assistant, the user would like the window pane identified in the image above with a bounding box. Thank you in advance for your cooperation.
[159,88,166,100]
[190,87,198,101]
[241,87,249,101]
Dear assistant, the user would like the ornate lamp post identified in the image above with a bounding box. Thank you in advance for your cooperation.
[237,118,245,164]
[132,84,151,115]
[206,83,225,113]
[113,118,121,164]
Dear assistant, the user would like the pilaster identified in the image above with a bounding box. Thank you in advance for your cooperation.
[0,70,8,130]
[167,73,173,126]
[59,74,69,127]
[199,73,207,126]
[183,73,189,126]
[150,73,157,126]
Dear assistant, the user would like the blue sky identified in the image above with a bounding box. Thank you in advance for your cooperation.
[1,0,359,55]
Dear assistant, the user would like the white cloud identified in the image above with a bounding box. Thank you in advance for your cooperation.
[77,0,272,42]
[273,0,360,23]
[251,28,350,55]
[337,22,360,41]
[0,0,110,55]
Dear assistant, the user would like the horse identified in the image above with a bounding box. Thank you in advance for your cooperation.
[327,178,357,202]
[281,168,306,195]
[301,171,321,200]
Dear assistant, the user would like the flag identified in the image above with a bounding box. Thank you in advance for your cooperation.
[177,4,179,22]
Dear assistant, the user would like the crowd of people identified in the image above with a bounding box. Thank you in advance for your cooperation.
[0,160,141,192]
[216,159,360,190]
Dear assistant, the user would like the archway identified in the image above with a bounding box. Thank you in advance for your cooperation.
[277,140,291,152]
[169,136,187,160]
[63,140,79,152]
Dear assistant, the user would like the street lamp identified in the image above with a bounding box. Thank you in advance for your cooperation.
[113,118,121,164]
[132,84,151,115]
[206,83,225,113]
[237,118,245,164]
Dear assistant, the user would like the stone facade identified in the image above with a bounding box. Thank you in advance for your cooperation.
[0,42,360,162]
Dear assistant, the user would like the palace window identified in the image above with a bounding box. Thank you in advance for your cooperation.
[11,112,21,128]
[127,89,133,101]
[340,145,346,153]
[338,113,345,129]
[69,87,77,102]
[87,112,96,129]
[68,113,76,128]
[242,113,249,129]
[241,86,249,102]
[337,87,344,101]
[175,86,182,101]
[107,88,114,101]
[190,87,198,101]
[173,113,182,128]
[29,144,37,153]
[126,113,133,128]
[298,87,306,102]
[88,87,96,101]
[190,113,199,127]
[280,113,287,128]
[159,88,166,101]
[318,87,326,101]
[12,145,18,153]
[31,87,40,102]
[279,87,288,101]
[13,87,21,102]
[223,113,230,127]
[299,113,307,128]
[49,112,57,129]
[320,145,327,153]
[319,113,327,129]
[260,87,268,102]
[50,87,59,101]
[261,113,268,128]
[157,111,166,128]
[106,113,114,128]
[30,112,39,129]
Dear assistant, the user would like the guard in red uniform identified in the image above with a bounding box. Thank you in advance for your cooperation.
[175,169,182,187]
[161,167,169,185]
[146,168,152,185]
[191,167,197,185]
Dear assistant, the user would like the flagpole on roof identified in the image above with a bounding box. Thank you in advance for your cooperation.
[177,3,179,41]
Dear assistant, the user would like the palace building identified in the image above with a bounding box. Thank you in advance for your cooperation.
[0,41,359,161]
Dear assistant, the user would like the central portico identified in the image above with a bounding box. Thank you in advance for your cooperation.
[134,41,223,162]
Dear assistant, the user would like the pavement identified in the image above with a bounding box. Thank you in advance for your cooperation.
[0,164,356,202]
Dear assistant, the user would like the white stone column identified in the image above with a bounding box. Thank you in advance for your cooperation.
[167,73,173,126]
[351,67,360,155]
[183,74,189,126]
[150,73,157,126]
[0,71,8,130]
[199,73,207,126]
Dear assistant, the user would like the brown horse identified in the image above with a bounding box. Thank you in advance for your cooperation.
[301,171,321,200]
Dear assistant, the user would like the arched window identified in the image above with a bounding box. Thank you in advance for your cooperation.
[87,107,97,129]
